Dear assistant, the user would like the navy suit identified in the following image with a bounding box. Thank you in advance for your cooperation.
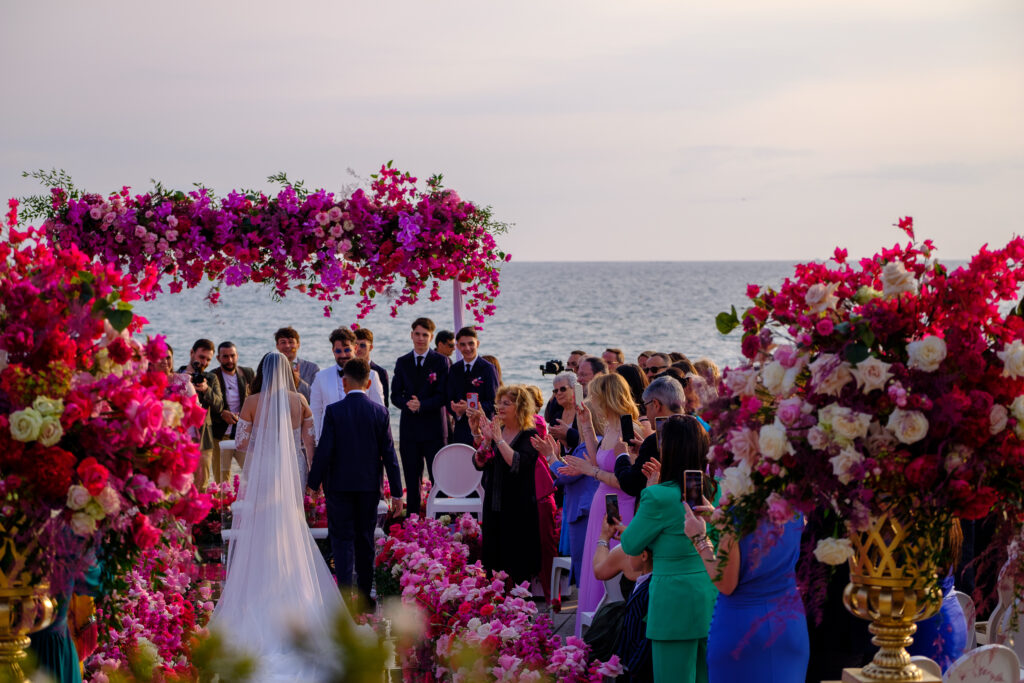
[370,361,390,409]
[446,357,499,445]
[391,349,449,515]
[308,391,402,603]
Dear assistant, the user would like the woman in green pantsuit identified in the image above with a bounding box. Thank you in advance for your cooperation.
[619,415,717,683]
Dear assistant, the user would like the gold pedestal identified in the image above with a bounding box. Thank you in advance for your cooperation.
[841,511,944,683]
[0,583,56,683]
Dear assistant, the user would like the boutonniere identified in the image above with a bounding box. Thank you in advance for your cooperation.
[471,377,483,388]
[428,372,437,383]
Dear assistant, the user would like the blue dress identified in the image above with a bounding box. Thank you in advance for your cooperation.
[708,517,809,683]
[908,574,967,671]
[550,443,599,585]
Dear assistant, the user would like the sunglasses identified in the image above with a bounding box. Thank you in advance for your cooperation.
[645,366,666,374]
[553,386,570,394]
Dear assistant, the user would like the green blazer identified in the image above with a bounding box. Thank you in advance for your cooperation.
[620,482,718,641]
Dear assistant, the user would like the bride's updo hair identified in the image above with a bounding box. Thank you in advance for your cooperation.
[249,351,296,394]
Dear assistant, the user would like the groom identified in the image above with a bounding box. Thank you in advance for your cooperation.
[308,358,404,607]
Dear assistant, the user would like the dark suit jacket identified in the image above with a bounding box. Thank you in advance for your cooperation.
[308,392,402,495]
[370,361,390,409]
[391,350,449,443]
[211,365,255,440]
[177,365,224,450]
[614,433,659,499]
[446,357,499,443]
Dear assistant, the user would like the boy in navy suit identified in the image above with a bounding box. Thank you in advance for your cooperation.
[447,326,499,445]
[308,358,404,606]
[391,317,449,516]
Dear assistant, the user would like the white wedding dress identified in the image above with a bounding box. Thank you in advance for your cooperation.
[208,352,351,682]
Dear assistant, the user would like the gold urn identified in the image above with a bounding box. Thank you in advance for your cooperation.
[1,525,56,683]
[841,511,944,683]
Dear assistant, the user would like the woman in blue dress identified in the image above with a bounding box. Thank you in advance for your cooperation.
[685,501,809,682]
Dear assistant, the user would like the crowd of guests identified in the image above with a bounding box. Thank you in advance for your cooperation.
[151,323,973,683]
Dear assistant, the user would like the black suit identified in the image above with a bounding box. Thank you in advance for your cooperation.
[308,392,402,603]
[446,357,499,445]
[391,349,449,515]
[614,433,660,498]
[211,366,255,440]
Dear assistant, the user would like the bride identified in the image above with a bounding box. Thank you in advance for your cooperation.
[208,351,351,681]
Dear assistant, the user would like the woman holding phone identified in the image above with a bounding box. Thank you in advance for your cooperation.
[619,415,718,683]
[472,384,542,588]
[563,372,640,637]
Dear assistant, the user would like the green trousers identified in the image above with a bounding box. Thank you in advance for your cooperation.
[652,637,708,683]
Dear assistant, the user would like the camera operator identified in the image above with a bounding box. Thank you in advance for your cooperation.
[178,338,224,490]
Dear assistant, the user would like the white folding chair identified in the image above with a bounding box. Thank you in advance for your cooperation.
[909,656,941,679]
[424,444,483,519]
[944,643,1020,682]
[581,575,625,629]
[953,590,977,651]
[550,556,572,602]
[977,559,1015,647]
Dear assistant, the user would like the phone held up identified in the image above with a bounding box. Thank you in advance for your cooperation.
[605,493,620,525]
[620,414,635,443]
[684,470,704,509]
[654,416,670,454]
[573,384,585,409]
[466,392,480,412]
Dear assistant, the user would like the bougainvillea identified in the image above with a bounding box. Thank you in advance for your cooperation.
[29,163,509,323]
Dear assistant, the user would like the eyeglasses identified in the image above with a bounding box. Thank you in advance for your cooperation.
[645,366,666,374]
[643,399,656,408]
[553,386,570,394]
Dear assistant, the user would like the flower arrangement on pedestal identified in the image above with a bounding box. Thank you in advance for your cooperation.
[23,162,509,323]
[374,515,621,682]
[708,219,1024,678]
[1,202,212,595]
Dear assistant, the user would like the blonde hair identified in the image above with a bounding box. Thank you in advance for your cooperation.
[694,358,721,388]
[588,373,639,423]
[525,385,544,415]
[496,384,539,431]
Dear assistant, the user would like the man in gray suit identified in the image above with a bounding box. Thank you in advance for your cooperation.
[274,326,319,401]
[211,341,255,479]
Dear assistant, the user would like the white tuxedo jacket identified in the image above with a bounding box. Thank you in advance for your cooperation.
[309,365,386,442]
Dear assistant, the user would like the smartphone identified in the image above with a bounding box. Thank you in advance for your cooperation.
[605,493,620,524]
[684,470,704,508]
[655,416,670,454]
[573,384,584,408]
[620,414,635,443]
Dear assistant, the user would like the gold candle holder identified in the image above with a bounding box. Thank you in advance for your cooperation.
[1,522,56,683]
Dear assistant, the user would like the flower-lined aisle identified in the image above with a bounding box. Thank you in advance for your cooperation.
[375,514,621,682]
[23,164,509,323]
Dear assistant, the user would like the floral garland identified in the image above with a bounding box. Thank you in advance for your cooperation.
[28,163,509,323]
[1,201,211,594]
[375,515,621,682]
[707,218,1024,580]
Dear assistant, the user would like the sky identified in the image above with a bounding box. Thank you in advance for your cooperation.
[2,1,1022,262]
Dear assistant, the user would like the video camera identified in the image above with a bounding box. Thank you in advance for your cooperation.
[539,359,564,376]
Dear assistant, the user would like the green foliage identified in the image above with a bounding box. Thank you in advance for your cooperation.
[19,167,81,223]
[716,305,740,335]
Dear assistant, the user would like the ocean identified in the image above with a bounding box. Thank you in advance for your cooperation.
[133,261,798,424]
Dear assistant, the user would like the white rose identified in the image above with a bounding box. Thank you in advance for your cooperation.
[849,357,893,394]
[97,487,121,516]
[727,427,760,466]
[998,340,1024,379]
[84,498,105,521]
[991,404,1009,435]
[70,512,97,536]
[720,460,754,500]
[906,336,947,373]
[809,354,853,397]
[805,282,839,315]
[761,361,786,396]
[887,408,929,445]
[162,400,183,428]
[864,420,897,456]
[32,396,65,417]
[807,425,830,450]
[881,261,916,299]
[1011,396,1024,422]
[758,421,792,461]
[37,416,64,447]
[832,409,872,444]
[67,485,91,510]
[944,444,972,473]
[9,408,43,442]
[853,286,882,304]
[829,446,864,485]
[813,537,855,565]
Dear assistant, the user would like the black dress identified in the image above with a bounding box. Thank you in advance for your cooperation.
[475,429,541,586]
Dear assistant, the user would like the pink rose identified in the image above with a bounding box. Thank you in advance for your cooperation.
[809,354,853,397]
[774,345,798,368]
[776,397,806,427]
[815,318,834,336]
[77,457,109,496]
[131,513,161,549]
[727,427,760,466]
[765,492,792,525]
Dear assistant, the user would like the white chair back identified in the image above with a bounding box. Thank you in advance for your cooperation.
[908,656,941,679]
[953,590,977,650]
[944,643,1020,682]
[432,444,483,496]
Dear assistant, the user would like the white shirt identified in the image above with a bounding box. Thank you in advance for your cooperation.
[223,372,241,413]
[309,366,386,442]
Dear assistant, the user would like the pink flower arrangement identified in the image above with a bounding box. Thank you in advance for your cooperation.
[30,163,509,323]
[375,515,621,681]
[0,205,210,593]
[708,219,1024,581]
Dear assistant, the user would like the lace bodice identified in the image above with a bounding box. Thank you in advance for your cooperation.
[235,418,312,453]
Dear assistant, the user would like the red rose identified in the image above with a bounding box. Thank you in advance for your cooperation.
[132,512,161,549]
[480,603,495,616]
[77,456,110,496]
[106,337,133,365]
[904,454,941,488]
[33,445,77,502]
[958,486,999,520]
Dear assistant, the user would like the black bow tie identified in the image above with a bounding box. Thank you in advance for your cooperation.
[337,368,344,377]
